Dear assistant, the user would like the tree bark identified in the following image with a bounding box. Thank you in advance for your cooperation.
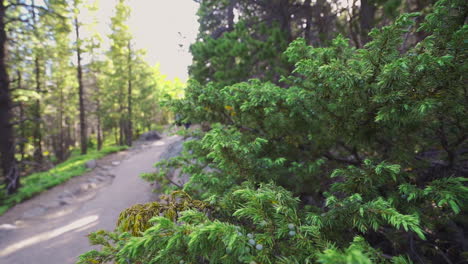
[33,56,43,163]
[126,41,133,146]
[0,1,20,194]
[304,0,312,45]
[58,80,65,161]
[227,0,235,31]
[75,17,87,154]
[114,127,118,145]
[31,0,43,164]
[66,117,73,154]
[274,0,292,42]
[17,71,25,161]
[359,0,376,45]
[96,83,102,151]
[347,0,361,48]
[119,118,124,145]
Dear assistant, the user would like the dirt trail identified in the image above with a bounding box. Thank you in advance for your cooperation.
[0,134,183,264]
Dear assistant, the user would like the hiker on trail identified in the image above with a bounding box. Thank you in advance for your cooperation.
[175,113,191,129]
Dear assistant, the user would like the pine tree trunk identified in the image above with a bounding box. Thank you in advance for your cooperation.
[33,56,43,164]
[19,102,25,161]
[304,0,312,45]
[97,122,102,150]
[58,82,64,161]
[95,74,102,150]
[227,0,235,31]
[277,0,292,42]
[75,17,87,154]
[0,2,20,194]
[66,117,73,158]
[96,93,102,151]
[119,118,124,145]
[17,71,25,161]
[126,41,133,146]
[118,74,125,146]
[359,0,376,45]
[114,127,118,145]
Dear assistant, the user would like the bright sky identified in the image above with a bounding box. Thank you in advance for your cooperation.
[89,0,199,81]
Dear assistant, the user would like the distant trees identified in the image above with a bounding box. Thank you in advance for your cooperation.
[190,0,436,87]
[107,0,134,146]
[48,10,76,162]
[0,0,67,194]
[0,0,184,195]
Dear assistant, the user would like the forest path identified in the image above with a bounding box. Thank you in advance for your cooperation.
[0,134,183,264]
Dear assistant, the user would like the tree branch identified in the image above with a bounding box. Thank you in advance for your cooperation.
[324,152,361,166]
[6,2,66,20]
[6,2,49,13]
[338,141,363,164]
[5,17,30,25]
[9,117,39,126]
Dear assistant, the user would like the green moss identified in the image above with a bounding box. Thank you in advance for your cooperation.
[0,145,128,216]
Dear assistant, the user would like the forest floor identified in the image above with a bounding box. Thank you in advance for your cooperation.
[0,133,184,264]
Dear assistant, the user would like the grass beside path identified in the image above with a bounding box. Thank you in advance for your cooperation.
[0,145,128,216]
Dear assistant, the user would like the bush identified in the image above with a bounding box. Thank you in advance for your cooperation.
[79,0,467,263]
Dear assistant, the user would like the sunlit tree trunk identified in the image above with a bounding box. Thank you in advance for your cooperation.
[33,56,43,164]
[58,81,65,161]
[126,41,133,146]
[96,86,102,150]
[75,17,87,154]
[17,71,25,161]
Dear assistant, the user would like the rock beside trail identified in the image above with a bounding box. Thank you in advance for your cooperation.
[139,130,161,141]
[85,160,97,169]
[153,138,190,188]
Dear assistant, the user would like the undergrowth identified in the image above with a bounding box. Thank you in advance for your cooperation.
[0,145,128,215]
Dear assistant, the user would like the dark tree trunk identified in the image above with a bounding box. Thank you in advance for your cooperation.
[97,122,102,150]
[58,82,65,161]
[114,127,119,145]
[18,102,25,160]
[347,0,361,48]
[274,0,292,42]
[0,2,20,194]
[65,117,73,159]
[31,0,42,164]
[304,0,312,45]
[17,71,25,161]
[33,56,43,164]
[126,41,133,146]
[75,17,87,154]
[119,118,124,145]
[315,0,332,45]
[227,0,235,30]
[96,87,102,151]
[359,0,376,45]
[118,68,125,146]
